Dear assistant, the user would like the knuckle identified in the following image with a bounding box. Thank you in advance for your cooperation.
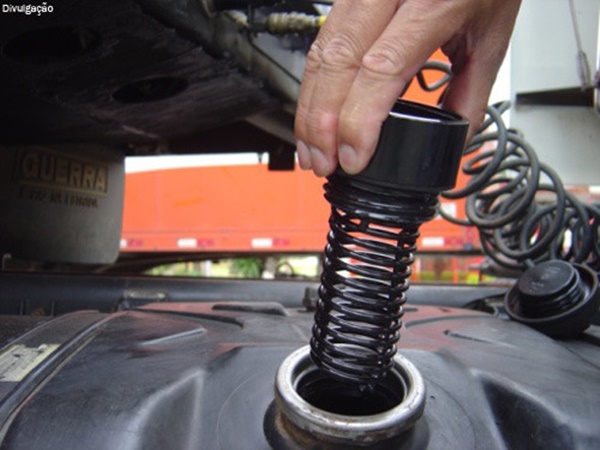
[306,110,337,145]
[361,40,407,77]
[305,39,326,73]
[321,33,363,70]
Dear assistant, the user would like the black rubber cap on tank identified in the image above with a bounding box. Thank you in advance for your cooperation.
[504,260,600,338]
[350,100,469,193]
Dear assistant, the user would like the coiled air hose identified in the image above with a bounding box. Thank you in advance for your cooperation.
[415,62,600,274]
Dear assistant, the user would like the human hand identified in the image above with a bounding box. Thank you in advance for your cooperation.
[295,0,521,177]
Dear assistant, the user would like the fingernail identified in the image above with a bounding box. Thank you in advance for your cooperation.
[339,144,359,174]
[310,146,330,177]
[296,140,312,170]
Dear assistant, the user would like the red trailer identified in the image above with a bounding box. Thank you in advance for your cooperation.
[121,158,477,255]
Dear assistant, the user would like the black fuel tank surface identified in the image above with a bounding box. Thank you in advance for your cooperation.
[0,300,598,449]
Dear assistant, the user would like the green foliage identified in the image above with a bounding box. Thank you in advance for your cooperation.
[147,262,203,277]
[230,257,264,278]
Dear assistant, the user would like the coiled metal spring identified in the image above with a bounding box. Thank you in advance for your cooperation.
[309,99,467,387]
[310,174,438,387]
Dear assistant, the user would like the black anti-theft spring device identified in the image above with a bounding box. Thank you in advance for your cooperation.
[310,100,468,387]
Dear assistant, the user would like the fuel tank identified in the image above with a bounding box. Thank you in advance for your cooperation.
[0,287,598,449]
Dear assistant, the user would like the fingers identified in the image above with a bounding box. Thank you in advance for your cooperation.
[441,48,500,142]
[337,1,467,174]
[294,6,340,173]
[296,0,521,176]
[295,0,401,176]
[442,0,521,141]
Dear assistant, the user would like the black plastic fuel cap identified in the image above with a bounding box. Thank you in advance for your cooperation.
[349,99,469,194]
[505,260,599,338]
